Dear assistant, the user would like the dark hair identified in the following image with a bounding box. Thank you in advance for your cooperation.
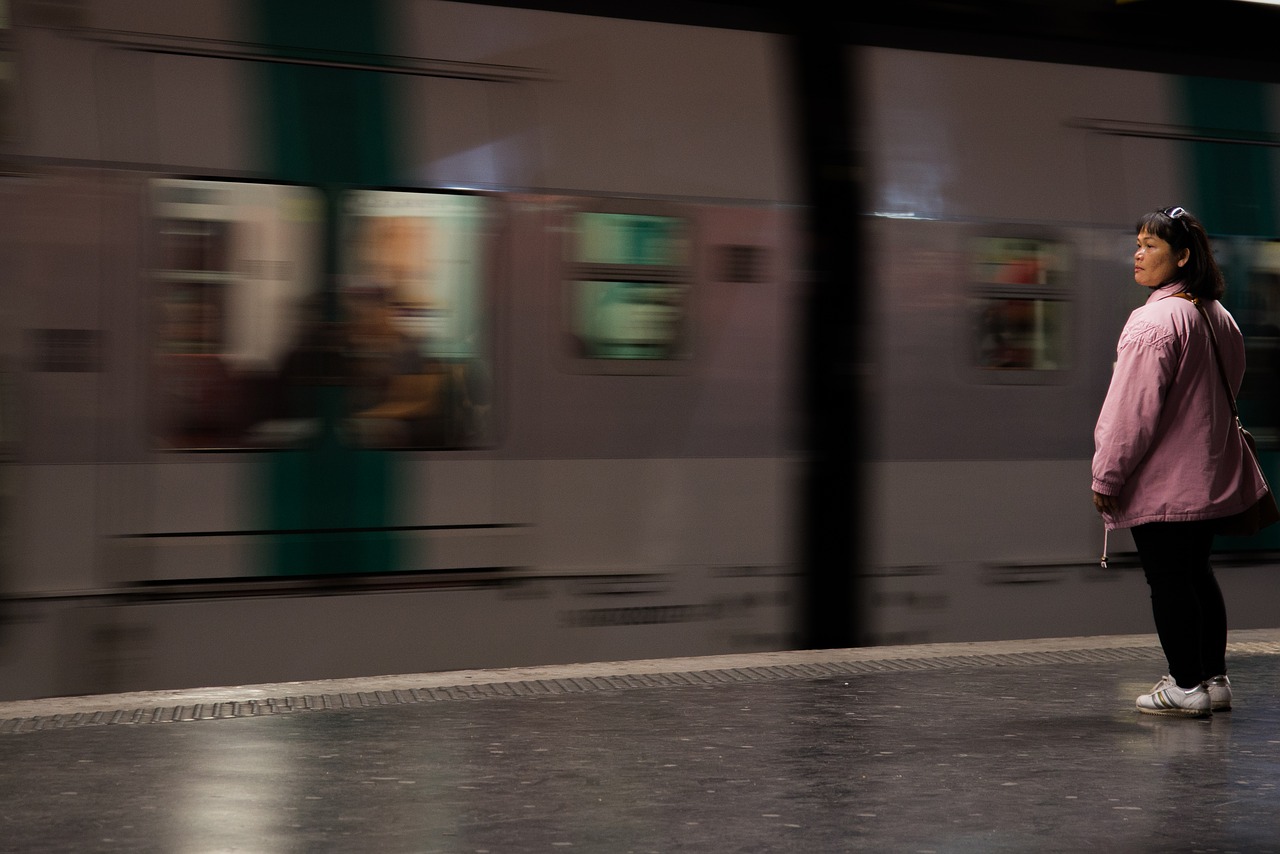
[1135,206,1225,300]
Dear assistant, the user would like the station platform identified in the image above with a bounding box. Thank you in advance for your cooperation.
[3,629,1280,852]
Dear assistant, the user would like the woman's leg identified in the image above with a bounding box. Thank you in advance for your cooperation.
[1130,520,1220,689]
[1192,550,1228,678]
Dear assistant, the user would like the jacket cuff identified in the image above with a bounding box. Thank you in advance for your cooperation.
[1091,478,1120,495]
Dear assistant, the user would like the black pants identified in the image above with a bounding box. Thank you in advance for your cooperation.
[1130,520,1227,689]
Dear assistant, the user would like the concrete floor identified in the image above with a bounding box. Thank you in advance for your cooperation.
[2,631,1279,853]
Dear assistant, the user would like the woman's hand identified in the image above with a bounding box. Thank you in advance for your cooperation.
[1092,491,1120,515]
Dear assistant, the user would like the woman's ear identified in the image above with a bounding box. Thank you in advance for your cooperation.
[1177,248,1190,268]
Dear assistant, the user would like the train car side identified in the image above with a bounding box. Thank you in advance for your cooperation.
[0,1,802,699]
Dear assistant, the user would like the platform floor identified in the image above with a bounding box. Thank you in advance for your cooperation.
[3,630,1280,853]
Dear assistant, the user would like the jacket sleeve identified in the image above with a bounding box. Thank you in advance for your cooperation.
[1091,317,1179,496]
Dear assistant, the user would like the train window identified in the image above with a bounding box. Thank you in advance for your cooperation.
[562,208,692,374]
[968,235,1072,382]
[1216,237,1280,450]
[972,297,1068,370]
[570,280,686,360]
[150,179,325,450]
[339,190,493,449]
[573,213,689,267]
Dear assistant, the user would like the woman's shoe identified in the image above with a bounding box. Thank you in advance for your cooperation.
[1206,674,1232,711]
[1136,675,1212,718]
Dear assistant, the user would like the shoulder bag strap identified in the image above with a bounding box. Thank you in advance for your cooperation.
[1173,292,1239,422]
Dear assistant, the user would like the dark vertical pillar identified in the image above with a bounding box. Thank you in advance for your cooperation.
[788,16,867,649]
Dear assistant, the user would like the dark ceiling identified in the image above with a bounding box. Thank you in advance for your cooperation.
[460,0,1280,81]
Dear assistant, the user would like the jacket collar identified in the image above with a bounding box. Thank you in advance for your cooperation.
[1146,281,1187,304]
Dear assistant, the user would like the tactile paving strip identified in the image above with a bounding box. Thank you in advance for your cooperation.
[5,640,1279,734]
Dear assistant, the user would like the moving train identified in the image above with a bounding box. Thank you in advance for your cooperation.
[0,0,1277,700]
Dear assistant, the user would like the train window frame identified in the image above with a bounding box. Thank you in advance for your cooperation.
[337,186,500,452]
[554,197,697,377]
[966,229,1074,385]
[147,176,327,452]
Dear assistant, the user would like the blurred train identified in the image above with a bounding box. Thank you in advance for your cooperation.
[0,0,1278,700]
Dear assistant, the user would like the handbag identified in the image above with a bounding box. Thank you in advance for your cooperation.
[1217,426,1280,535]
[1176,293,1280,537]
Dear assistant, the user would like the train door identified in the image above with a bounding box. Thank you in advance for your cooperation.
[527,195,800,661]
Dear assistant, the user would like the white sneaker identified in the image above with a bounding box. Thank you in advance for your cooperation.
[1136,675,1212,718]
[1206,675,1232,712]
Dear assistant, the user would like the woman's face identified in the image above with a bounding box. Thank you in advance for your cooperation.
[1133,228,1189,289]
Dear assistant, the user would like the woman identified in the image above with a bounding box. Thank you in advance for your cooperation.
[1092,206,1268,717]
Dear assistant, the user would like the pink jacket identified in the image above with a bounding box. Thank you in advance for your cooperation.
[1092,281,1268,531]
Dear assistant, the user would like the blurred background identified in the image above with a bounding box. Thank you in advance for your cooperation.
[1,0,1278,701]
